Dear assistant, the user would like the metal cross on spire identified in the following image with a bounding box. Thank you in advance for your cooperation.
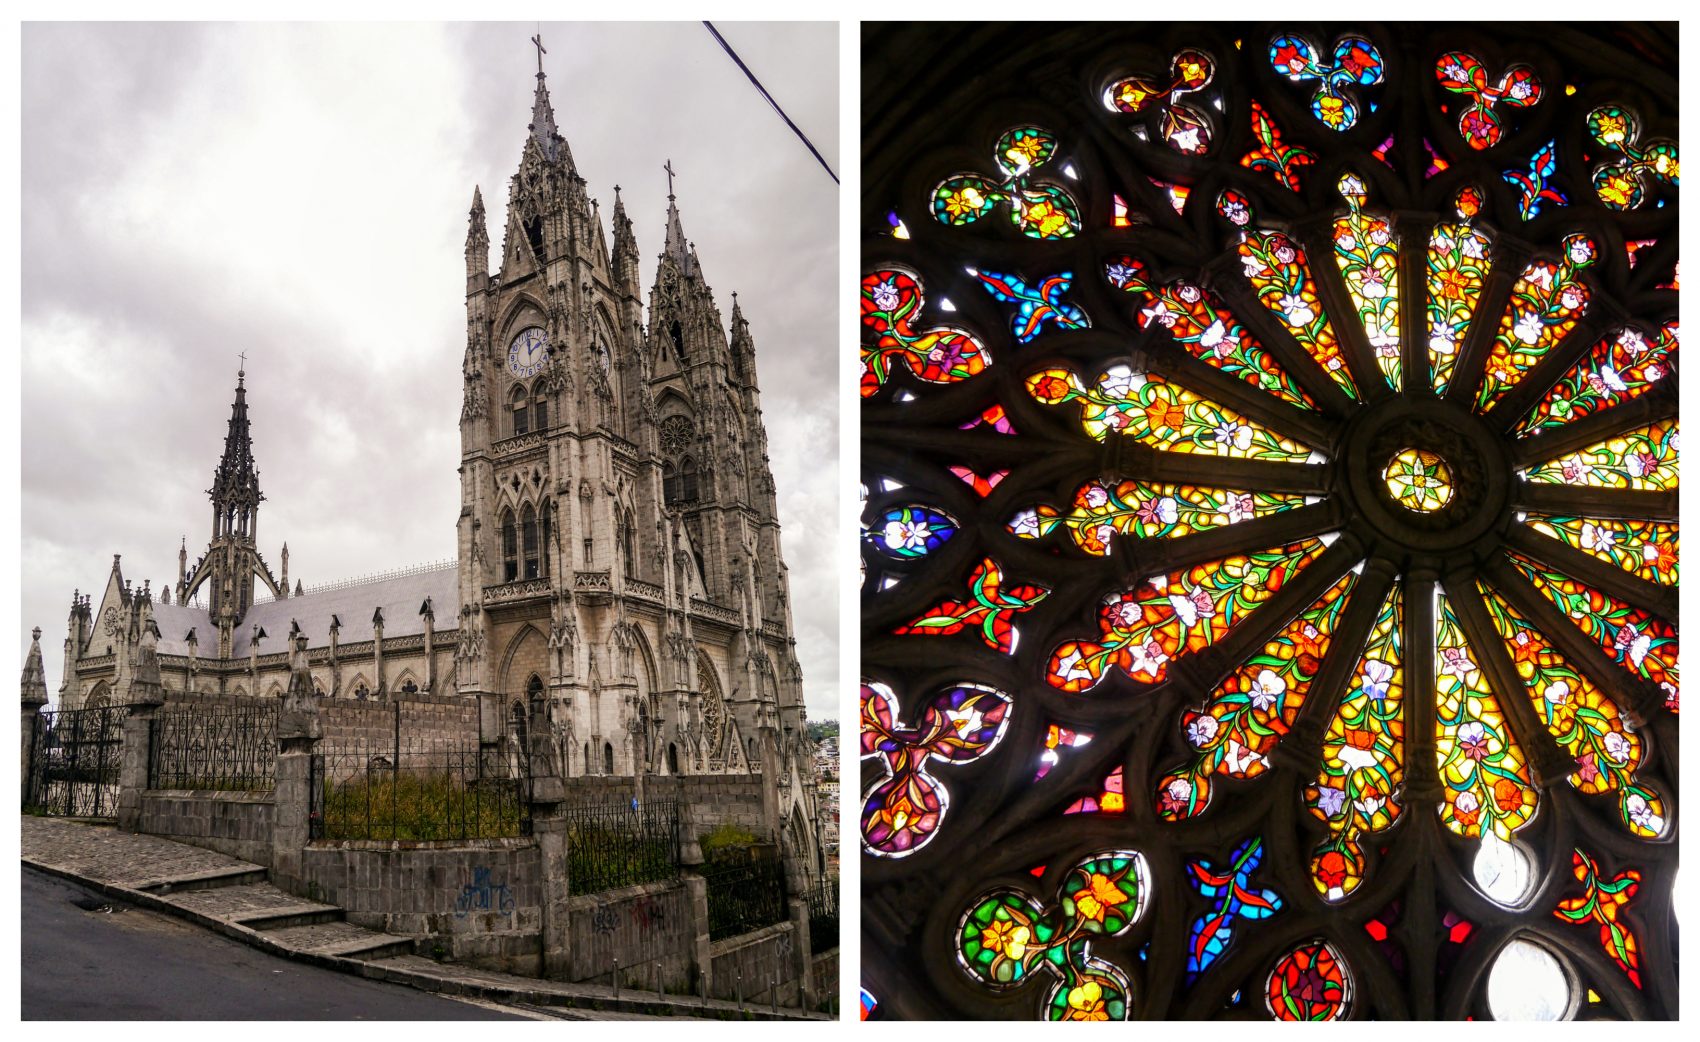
[664,159,676,199]
[530,32,546,76]
[238,351,247,384]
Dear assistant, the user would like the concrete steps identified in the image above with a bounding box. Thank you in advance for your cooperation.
[260,921,415,961]
[164,882,344,930]
[136,866,268,894]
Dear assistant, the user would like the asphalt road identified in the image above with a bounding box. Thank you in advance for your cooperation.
[22,866,520,1020]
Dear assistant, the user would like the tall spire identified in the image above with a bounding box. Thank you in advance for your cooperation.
[210,367,262,515]
[22,627,50,710]
[527,32,561,162]
[661,159,693,275]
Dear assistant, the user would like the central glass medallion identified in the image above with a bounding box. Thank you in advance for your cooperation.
[1383,448,1454,512]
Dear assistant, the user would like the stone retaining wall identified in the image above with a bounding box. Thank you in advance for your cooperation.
[567,775,770,838]
[709,921,802,1006]
[565,879,695,991]
[137,790,275,867]
[299,838,543,975]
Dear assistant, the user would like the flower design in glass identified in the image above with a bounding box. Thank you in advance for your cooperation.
[1383,449,1454,511]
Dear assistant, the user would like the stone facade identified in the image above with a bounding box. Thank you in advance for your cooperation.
[42,47,821,883]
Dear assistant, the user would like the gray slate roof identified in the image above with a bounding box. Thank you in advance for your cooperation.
[149,564,460,658]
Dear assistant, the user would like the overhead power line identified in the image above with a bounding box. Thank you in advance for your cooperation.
[702,21,839,185]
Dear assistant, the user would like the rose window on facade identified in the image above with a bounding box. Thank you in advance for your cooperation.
[860,23,1677,1021]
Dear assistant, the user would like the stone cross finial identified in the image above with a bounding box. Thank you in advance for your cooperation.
[531,32,546,76]
[664,158,676,199]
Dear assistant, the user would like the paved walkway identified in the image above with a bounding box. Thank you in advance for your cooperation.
[22,817,827,1020]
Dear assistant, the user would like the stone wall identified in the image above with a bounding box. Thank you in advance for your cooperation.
[709,921,802,1006]
[811,948,839,1009]
[161,689,480,753]
[136,790,275,867]
[567,774,770,839]
[565,879,694,991]
[298,838,543,975]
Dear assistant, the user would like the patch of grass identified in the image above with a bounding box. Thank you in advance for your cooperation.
[317,772,524,841]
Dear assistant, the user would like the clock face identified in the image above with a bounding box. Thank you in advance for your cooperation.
[507,326,550,378]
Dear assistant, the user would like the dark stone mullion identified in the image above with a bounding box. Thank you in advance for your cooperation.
[1512,481,1676,522]
[1293,218,1397,406]
[1509,382,1676,469]
[1393,211,1436,398]
[1441,571,1577,787]
[1111,500,1347,593]
[1444,237,1534,408]
[1127,326,1338,452]
[1107,440,1332,494]
[1480,555,1667,729]
[1505,521,1678,624]
[1201,251,1360,420]
[1480,314,1615,436]
[1270,557,1397,775]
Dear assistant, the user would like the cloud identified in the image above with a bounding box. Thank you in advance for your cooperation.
[21,21,840,719]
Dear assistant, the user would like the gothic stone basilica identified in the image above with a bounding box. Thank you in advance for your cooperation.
[48,59,820,869]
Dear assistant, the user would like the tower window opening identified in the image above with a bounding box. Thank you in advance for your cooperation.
[522,505,539,580]
[501,510,518,583]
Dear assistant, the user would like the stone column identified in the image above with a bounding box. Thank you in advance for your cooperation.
[680,831,712,999]
[371,608,386,698]
[529,728,571,979]
[758,724,781,840]
[117,620,166,832]
[787,895,814,1009]
[20,627,50,797]
[273,635,322,890]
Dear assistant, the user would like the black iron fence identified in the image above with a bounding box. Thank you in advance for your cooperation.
[703,847,789,940]
[805,877,839,951]
[23,705,127,818]
[310,739,530,842]
[148,704,277,791]
[564,800,681,895]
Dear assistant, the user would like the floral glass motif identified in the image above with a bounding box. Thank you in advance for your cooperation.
[1502,550,1679,711]
[1105,255,1317,410]
[1525,417,1678,493]
[1185,837,1283,982]
[1435,593,1537,839]
[1554,848,1644,987]
[1307,587,1403,902]
[1331,172,1402,387]
[1434,51,1543,150]
[1241,99,1315,191]
[971,267,1090,342]
[1587,105,1679,210]
[1476,233,1596,413]
[1266,940,1352,1020]
[1008,478,1306,554]
[1268,33,1384,131]
[860,681,1013,857]
[1158,571,1357,822]
[1514,323,1678,436]
[932,126,1082,239]
[957,852,1150,1020]
[1426,186,1493,395]
[1383,448,1454,511]
[1478,581,1668,838]
[1523,515,1678,587]
[1502,140,1568,220]
[860,268,989,398]
[1221,190,1358,400]
[894,557,1049,654]
[1026,363,1319,462]
[1103,48,1215,155]
[1046,538,1328,694]
[869,505,957,559]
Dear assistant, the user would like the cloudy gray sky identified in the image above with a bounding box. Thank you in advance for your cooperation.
[20,21,841,718]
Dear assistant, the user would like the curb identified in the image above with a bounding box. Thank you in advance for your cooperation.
[23,857,830,1021]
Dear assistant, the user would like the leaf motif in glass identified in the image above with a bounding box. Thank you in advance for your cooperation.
[1008,478,1307,555]
[860,268,989,398]
[1184,836,1283,982]
[1553,848,1644,987]
[1477,580,1668,837]
[1157,571,1356,822]
[1268,33,1384,131]
[1306,586,1402,902]
[1105,254,1318,410]
[894,557,1048,653]
[1266,940,1352,1020]
[971,267,1090,342]
[1434,51,1543,150]
[932,126,1081,239]
[1524,417,1678,492]
[1523,514,1678,587]
[1046,538,1328,694]
[1103,49,1216,155]
[1426,186,1493,394]
[1331,172,1401,389]
[1221,192,1359,400]
[867,505,956,559]
[1435,592,1537,839]
[1476,233,1596,412]
[1240,99,1315,191]
[1502,140,1568,220]
[1025,363,1320,461]
[860,680,1013,857]
[1503,549,1679,710]
[1587,104,1679,210]
[1515,323,1677,435]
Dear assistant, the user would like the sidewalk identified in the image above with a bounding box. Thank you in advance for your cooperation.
[22,817,829,1021]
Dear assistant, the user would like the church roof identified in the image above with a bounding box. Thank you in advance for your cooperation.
[148,563,459,658]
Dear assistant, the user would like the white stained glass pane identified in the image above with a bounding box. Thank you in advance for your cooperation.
[1473,830,1534,906]
[1487,939,1570,1020]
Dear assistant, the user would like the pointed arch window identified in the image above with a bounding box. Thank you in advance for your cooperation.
[510,385,531,437]
[500,509,518,583]
[533,392,548,433]
[603,741,615,775]
[541,499,554,579]
[860,24,1679,1022]
[681,457,699,502]
[521,504,539,580]
[622,508,638,577]
[670,318,686,361]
